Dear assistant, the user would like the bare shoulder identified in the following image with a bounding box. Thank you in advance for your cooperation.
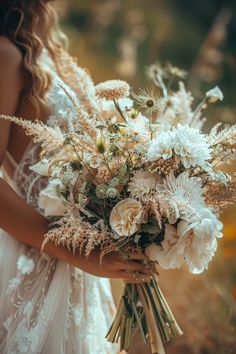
[0,37,24,115]
[0,36,23,69]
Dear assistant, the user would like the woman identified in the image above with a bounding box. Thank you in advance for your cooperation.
[0,1,152,353]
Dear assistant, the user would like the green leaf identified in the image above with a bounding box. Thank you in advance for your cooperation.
[140,224,161,234]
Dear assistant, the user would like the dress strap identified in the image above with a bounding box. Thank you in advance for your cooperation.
[5,151,18,169]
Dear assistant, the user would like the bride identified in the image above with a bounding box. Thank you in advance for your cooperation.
[0,1,152,353]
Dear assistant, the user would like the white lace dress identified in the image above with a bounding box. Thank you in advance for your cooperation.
[0,50,118,354]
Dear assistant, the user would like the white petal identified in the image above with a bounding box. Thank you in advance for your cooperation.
[145,244,160,261]
[30,159,49,176]
[38,180,67,217]
[206,86,223,103]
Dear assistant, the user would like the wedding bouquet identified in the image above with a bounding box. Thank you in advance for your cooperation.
[2,63,236,354]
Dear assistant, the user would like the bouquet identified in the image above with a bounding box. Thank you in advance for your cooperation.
[2,63,236,354]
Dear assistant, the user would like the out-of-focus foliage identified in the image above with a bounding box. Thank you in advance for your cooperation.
[59,0,236,107]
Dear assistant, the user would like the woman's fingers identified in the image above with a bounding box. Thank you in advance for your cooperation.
[119,271,151,284]
[108,251,145,262]
[124,260,153,275]
[128,252,146,261]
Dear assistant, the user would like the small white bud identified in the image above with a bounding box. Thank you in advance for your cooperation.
[206,86,223,103]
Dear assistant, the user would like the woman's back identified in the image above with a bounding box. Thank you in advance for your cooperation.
[0,35,51,176]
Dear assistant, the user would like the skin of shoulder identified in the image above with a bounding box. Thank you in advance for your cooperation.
[0,36,23,69]
[0,37,24,163]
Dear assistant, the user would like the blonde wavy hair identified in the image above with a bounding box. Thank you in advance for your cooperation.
[0,0,67,116]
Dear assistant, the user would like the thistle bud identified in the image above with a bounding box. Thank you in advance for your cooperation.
[107,187,119,198]
[130,108,138,119]
[96,135,106,153]
[95,184,108,199]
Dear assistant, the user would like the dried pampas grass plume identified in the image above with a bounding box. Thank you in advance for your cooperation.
[42,214,111,257]
[0,115,64,153]
[96,80,130,100]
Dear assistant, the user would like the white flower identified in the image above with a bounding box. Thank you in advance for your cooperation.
[147,124,211,168]
[8,276,21,290]
[126,113,151,139]
[110,198,144,236]
[145,223,185,268]
[174,124,211,168]
[118,97,134,112]
[147,131,175,161]
[96,80,130,100]
[155,197,180,225]
[15,326,39,353]
[99,97,133,120]
[30,159,49,176]
[145,243,162,262]
[193,208,223,239]
[184,209,223,273]
[161,83,194,127]
[150,208,223,274]
[206,86,223,103]
[38,179,67,216]
[128,171,157,199]
[157,172,205,218]
[17,255,34,275]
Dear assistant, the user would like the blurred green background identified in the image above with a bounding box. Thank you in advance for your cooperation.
[60,0,236,107]
[58,1,236,353]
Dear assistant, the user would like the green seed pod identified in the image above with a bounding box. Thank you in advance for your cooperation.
[95,184,108,199]
[109,177,120,187]
[96,136,106,154]
[107,187,119,198]
[130,108,138,119]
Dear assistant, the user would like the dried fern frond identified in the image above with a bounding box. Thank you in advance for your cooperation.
[205,178,236,209]
[0,115,64,153]
[211,145,236,167]
[209,123,236,147]
[55,48,99,114]
[51,85,100,139]
[42,214,111,257]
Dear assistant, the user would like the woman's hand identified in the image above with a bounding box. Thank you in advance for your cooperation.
[0,179,152,283]
[76,248,153,283]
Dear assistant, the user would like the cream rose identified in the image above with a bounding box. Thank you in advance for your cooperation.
[109,198,144,237]
[38,179,67,217]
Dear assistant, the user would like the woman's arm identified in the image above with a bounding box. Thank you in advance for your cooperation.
[0,39,151,282]
[0,178,151,281]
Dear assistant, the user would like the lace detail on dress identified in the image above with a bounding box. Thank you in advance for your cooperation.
[13,143,47,211]
[13,49,80,210]
[0,48,117,354]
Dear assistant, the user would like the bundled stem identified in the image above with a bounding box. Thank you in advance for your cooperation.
[107,276,182,353]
